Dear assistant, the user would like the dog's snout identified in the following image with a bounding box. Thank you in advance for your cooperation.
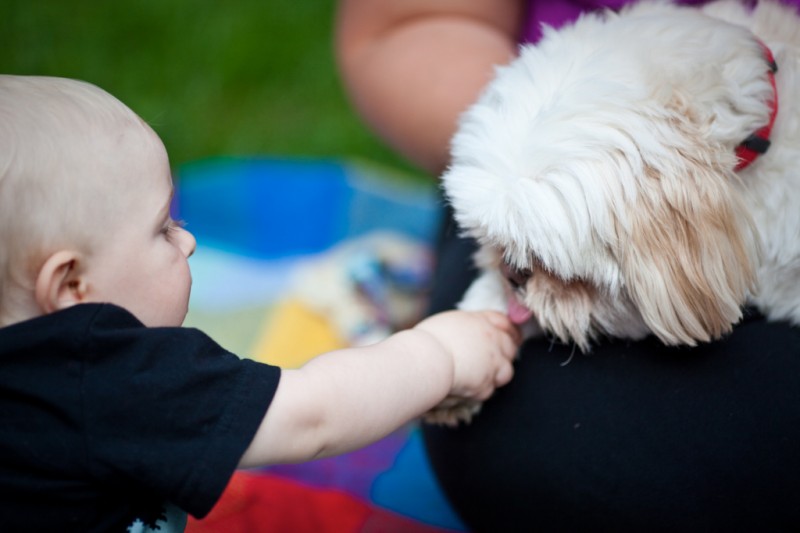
[501,262,532,289]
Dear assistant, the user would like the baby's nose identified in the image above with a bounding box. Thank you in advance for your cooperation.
[181,228,197,258]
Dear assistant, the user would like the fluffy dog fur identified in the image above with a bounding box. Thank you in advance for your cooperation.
[428,0,800,425]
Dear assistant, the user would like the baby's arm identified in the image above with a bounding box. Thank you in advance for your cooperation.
[238,310,519,467]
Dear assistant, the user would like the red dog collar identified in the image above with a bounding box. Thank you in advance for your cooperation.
[734,41,778,171]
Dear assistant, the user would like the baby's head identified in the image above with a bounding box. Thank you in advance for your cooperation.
[0,75,196,328]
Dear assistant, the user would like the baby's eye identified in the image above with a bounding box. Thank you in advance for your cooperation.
[162,219,186,236]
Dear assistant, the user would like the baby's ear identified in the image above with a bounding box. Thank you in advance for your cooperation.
[35,251,88,314]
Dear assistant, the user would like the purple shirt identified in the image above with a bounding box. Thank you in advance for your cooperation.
[521,0,794,43]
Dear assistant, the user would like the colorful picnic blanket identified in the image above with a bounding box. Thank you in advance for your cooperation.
[174,157,467,532]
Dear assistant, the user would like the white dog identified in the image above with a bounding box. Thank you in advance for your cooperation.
[427,0,800,425]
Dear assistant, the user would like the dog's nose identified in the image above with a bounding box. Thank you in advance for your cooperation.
[500,262,532,289]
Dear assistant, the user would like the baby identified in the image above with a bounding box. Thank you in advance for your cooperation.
[0,75,520,532]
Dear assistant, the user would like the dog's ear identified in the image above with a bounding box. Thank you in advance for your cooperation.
[618,105,760,345]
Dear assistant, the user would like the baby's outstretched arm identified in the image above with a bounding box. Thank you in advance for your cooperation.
[238,310,519,467]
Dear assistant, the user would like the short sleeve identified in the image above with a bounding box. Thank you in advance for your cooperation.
[80,305,281,518]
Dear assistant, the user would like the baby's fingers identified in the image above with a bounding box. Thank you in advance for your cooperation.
[483,310,523,346]
[495,357,514,387]
[491,321,518,388]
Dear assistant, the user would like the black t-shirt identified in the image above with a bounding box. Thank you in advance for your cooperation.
[0,303,281,532]
[423,210,800,532]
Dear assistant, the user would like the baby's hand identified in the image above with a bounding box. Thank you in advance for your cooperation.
[413,310,520,424]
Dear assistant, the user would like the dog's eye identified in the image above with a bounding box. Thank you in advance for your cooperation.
[500,262,532,289]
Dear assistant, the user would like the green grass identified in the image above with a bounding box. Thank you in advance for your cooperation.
[1,0,423,179]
